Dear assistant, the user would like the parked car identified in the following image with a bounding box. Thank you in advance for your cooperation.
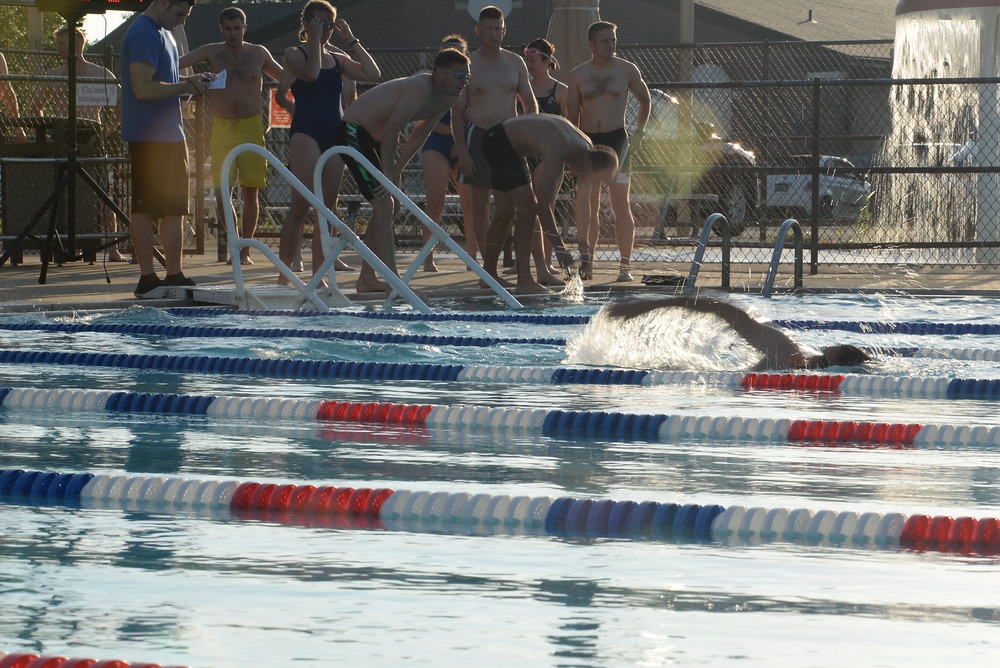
[765,155,871,219]
[626,88,759,236]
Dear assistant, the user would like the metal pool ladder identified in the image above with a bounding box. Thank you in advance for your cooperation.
[201,143,522,312]
[762,218,804,297]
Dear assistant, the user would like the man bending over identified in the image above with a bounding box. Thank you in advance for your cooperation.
[335,47,470,293]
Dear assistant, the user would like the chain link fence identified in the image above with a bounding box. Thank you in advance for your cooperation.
[6,39,1000,271]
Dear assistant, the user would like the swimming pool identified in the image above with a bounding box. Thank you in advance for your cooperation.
[1,293,999,667]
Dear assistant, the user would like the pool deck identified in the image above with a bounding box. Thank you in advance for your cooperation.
[4,247,1000,312]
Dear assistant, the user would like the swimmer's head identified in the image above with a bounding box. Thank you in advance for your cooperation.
[808,344,872,369]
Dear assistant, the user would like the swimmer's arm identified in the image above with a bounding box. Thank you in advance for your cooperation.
[605,296,802,369]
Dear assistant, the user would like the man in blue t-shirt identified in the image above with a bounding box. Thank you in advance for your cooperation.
[121,0,214,297]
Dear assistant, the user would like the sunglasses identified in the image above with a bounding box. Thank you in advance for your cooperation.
[523,47,551,58]
[437,67,469,80]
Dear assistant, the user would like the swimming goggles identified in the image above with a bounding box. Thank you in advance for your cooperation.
[438,67,469,80]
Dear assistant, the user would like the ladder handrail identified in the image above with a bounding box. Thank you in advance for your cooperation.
[314,147,523,311]
[762,218,804,298]
[683,212,731,295]
[219,144,437,313]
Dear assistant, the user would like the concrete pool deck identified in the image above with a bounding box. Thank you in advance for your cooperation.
[4,248,1000,312]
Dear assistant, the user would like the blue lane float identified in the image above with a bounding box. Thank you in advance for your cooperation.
[773,319,1000,335]
[1,467,997,555]
[10,349,1000,403]
[0,322,565,348]
[166,307,591,325]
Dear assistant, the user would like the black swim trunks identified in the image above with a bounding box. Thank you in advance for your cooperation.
[481,123,531,193]
[336,121,383,202]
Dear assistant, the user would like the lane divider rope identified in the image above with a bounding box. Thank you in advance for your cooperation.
[1,468,997,555]
[166,307,1000,339]
[0,650,188,667]
[16,384,1000,448]
[0,322,564,348]
[8,350,1000,401]
[166,307,590,325]
[774,318,1000,335]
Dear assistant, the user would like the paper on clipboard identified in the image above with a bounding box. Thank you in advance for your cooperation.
[208,70,227,89]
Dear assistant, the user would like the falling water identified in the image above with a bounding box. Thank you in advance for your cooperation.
[878,2,1000,262]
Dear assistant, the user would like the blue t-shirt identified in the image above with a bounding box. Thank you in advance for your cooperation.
[121,14,184,142]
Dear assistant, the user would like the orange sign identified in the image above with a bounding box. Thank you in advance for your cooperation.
[269,89,292,129]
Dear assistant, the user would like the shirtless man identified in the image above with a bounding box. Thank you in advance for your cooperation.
[179,6,283,265]
[567,20,650,283]
[336,47,471,293]
[477,114,618,294]
[452,5,545,286]
[605,296,872,370]
[32,27,125,260]
[0,52,26,143]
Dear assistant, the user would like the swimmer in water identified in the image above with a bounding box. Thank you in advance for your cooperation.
[603,296,871,371]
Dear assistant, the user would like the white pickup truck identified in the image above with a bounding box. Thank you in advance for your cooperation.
[765,155,871,219]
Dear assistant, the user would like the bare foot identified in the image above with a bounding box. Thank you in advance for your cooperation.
[579,258,594,281]
[515,278,552,295]
[291,260,304,272]
[501,265,517,276]
[537,271,565,287]
[423,259,439,272]
[335,258,356,272]
[545,265,560,275]
[108,248,127,263]
[479,274,516,289]
[240,250,253,266]
[356,277,390,294]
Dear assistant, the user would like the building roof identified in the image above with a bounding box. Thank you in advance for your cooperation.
[692,0,896,42]
[98,0,897,62]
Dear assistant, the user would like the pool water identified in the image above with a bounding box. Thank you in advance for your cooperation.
[1,294,999,666]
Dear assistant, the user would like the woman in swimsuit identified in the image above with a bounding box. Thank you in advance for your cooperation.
[276,1,380,281]
[402,35,475,273]
[524,38,568,281]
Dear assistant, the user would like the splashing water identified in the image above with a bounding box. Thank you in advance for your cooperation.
[555,272,585,302]
[564,305,759,370]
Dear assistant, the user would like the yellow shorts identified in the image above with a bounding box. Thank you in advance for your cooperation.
[210,115,267,189]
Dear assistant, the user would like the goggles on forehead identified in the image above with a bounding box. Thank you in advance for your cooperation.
[523,47,551,58]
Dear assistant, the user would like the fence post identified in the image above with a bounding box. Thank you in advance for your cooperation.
[810,77,821,274]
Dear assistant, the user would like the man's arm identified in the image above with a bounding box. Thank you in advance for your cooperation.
[605,296,803,369]
[565,68,582,127]
[451,85,474,179]
[628,64,651,132]
[514,57,537,115]
[395,115,439,181]
[532,158,574,269]
[379,88,430,184]
[177,43,213,71]
[261,47,283,83]
[129,61,209,100]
